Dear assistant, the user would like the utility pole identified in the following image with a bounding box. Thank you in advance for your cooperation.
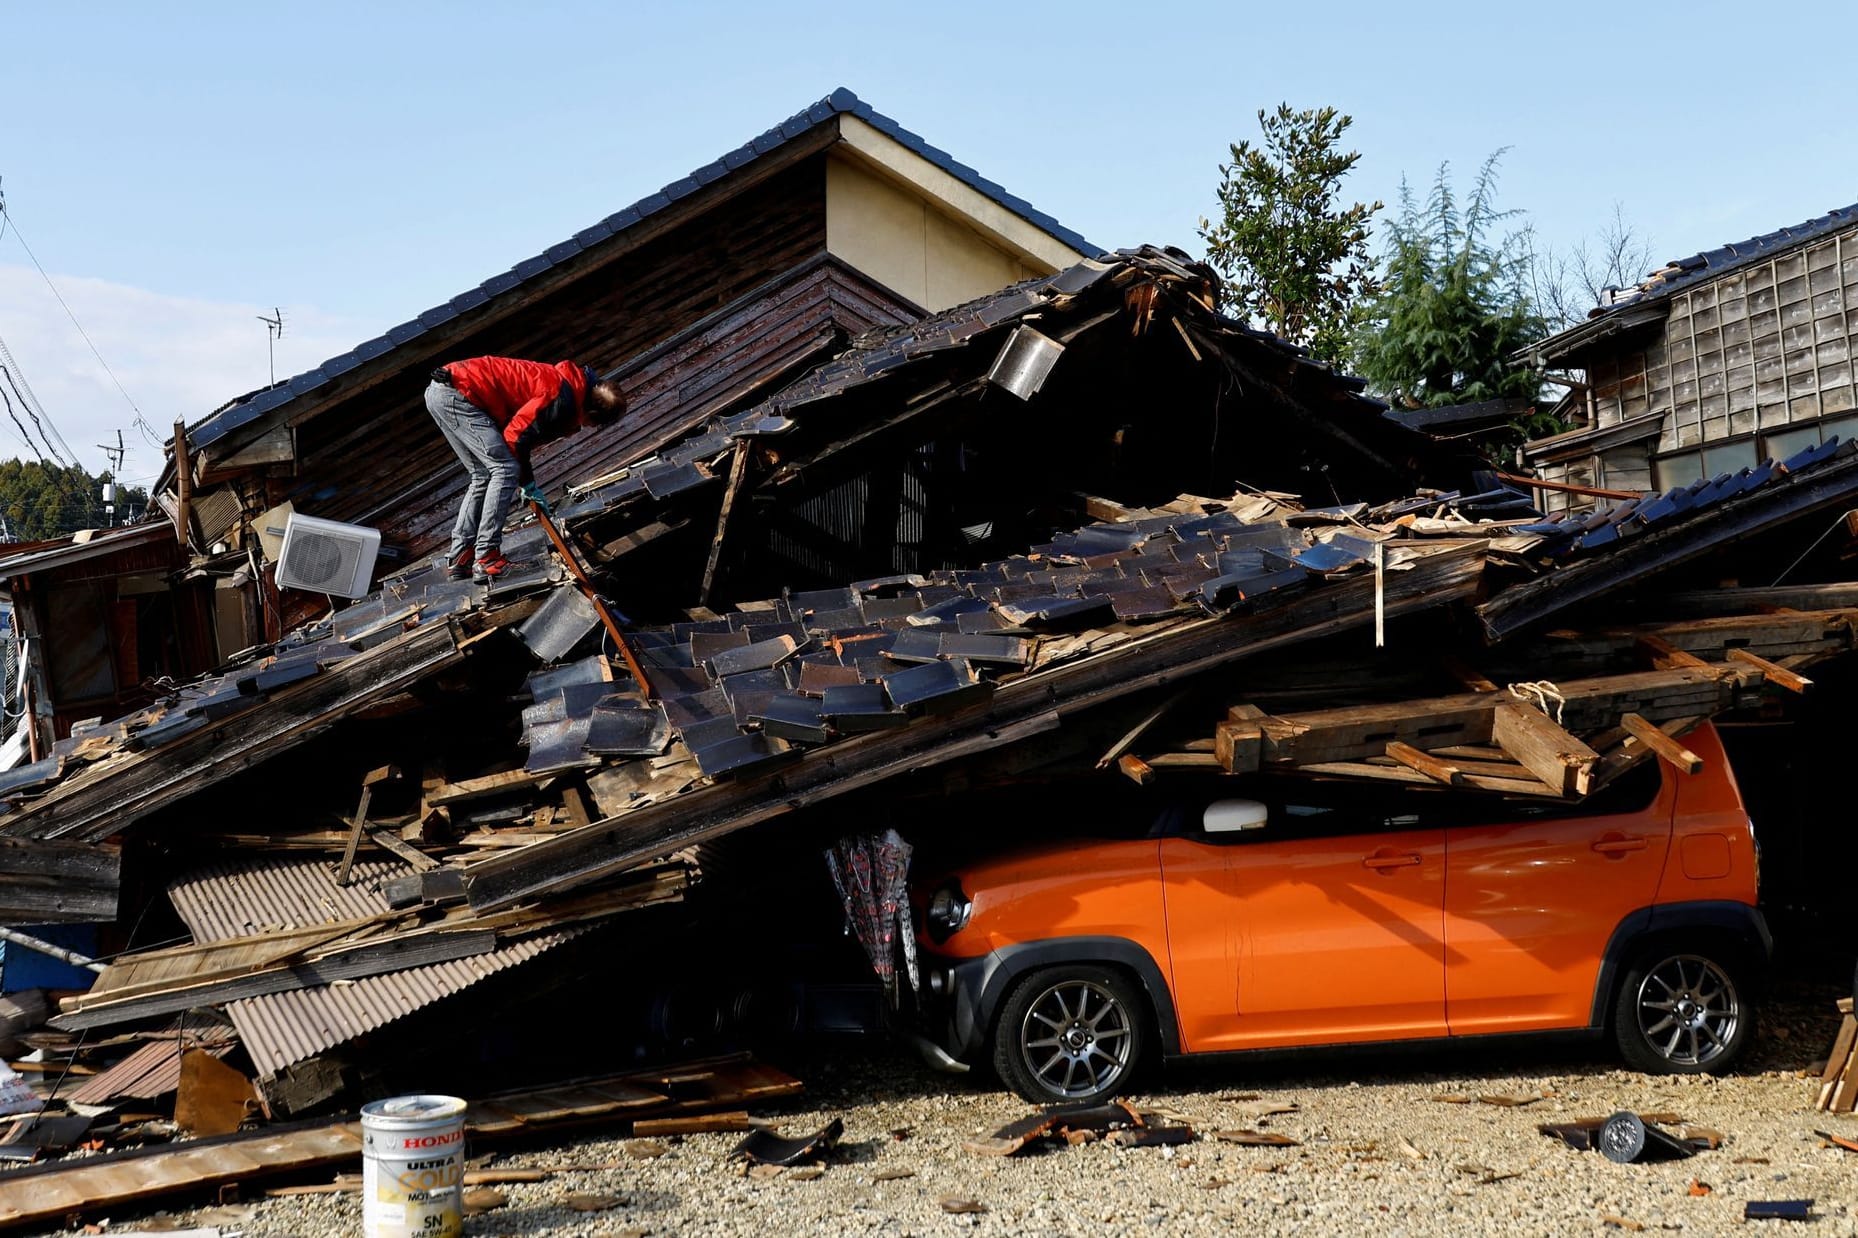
[258,307,285,386]
[98,429,125,526]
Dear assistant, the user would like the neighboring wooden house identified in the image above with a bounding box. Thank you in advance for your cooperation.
[161,88,1096,638]
[0,521,210,746]
[1522,203,1858,511]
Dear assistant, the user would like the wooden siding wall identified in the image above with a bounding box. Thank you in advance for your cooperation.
[1544,223,1858,512]
[278,159,833,556]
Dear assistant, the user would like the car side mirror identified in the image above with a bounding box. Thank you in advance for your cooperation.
[1204,798,1269,834]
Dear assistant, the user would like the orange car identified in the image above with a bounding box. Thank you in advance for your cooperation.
[913,723,1768,1104]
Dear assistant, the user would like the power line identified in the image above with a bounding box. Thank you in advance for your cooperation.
[0,380,44,460]
[0,186,144,459]
[0,359,70,465]
[0,337,74,464]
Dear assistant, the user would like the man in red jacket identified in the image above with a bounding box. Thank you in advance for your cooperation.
[425,356,625,580]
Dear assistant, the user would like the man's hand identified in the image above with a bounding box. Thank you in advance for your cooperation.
[519,482,547,506]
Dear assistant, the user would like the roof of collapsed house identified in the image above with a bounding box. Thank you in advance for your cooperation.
[182,87,1101,456]
[8,432,1856,852]
[559,245,1445,574]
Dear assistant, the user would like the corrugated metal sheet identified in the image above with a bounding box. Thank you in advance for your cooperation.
[168,857,577,1078]
[68,1022,236,1105]
[223,934,571,1077]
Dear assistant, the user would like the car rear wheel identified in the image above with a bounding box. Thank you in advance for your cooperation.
[992,965,1146,1104]
[1613,950,1752,1074]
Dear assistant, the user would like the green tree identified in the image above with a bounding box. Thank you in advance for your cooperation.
[0,459,149,541]
[1197,103,1382,363]
[1352,153,1548,413]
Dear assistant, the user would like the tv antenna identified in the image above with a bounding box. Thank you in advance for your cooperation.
[258,307,285,385]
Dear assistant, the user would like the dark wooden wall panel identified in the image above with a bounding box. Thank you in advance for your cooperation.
[278,159,835,555]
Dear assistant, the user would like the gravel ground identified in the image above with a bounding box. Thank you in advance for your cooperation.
[50,979,1858,1238]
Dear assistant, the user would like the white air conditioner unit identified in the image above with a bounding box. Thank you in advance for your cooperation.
[274,514,382,598]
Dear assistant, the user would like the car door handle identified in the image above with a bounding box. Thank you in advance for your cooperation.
[1363,852,1423,871]
[1592,835,1648,856]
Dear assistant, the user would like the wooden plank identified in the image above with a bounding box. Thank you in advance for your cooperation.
[1290,761,1561,797]
[697,445,752,608]
[0,1120,364,1230]
[0,837,121,922]
[1587,716,1701,791]
[1116,753,1154,786]
[1491,702,1600,797]
[1215,719,1264,773]
[1818,1015,1857,1108]
[1725,647,1812,692]
[1635,633,1712,670]
[632,1110,753,1137]
[1620,713,1703,774]
[82,918,390,999]
[1384,741,1464,786]
[1834,1026,1858,1112]
[333,783,375,887]
[427,768,557,808]
[1146,752,1221,769]
[53,929,499,1031]
[368,828,438,872]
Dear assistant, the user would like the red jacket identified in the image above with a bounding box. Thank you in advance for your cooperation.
[444,356,596,480]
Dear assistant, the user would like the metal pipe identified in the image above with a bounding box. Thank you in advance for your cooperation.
[0,925,106,974]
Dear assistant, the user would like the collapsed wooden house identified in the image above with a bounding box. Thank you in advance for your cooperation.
[3,218,1858,1208]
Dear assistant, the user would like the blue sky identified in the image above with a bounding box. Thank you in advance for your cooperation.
[0,0,1850,481]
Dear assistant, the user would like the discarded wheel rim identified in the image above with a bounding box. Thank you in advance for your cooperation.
[360,1094,468,1238]
[1600,1111,1648,1163]
[1017,978,1133,1099]
[1634,955,1740,1067]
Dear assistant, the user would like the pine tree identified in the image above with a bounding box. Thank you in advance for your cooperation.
[1352,153,1547,412]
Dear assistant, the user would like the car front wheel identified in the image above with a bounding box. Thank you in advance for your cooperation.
[1613,949,1752,1074]
[992,965,1146,1104]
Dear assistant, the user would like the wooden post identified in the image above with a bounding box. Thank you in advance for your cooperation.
[528,500,652,701]
[1620,713,1704,773]
[1385,741,1465,786]
[1491,701,1600,796]
[1725,647,1812,692]
[172,419,192,550]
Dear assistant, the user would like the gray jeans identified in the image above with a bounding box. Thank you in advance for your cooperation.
[426,382,519,561]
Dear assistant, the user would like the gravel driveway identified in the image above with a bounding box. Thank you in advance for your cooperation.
[51,980,1858,1237]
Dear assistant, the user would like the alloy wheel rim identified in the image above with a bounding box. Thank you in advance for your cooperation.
[1635,955,1739,1067]
[1020,979,1133,1098]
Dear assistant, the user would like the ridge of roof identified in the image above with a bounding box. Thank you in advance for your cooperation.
[187,89,1101,453]
[1536,201,1858,363]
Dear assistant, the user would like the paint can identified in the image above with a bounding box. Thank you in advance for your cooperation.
[360,1094,467,1238]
